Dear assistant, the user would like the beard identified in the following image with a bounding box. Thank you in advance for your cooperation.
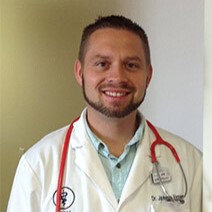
[82,78,146,118]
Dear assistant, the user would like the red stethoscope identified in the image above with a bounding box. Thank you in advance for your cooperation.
[56,118,187,211]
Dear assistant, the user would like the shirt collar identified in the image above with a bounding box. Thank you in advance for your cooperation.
[83,110,145,154]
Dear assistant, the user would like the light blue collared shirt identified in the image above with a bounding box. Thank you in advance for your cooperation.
[83,112,145,201]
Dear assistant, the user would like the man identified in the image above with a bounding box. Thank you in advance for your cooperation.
[7,15,202,212]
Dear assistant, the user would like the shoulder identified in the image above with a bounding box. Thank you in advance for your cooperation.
[22,125,69,167]
[29,126,69,152]
[22,109,87,164]
[155,126,202,158]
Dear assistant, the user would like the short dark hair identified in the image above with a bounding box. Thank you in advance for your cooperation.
[78,15,151,65]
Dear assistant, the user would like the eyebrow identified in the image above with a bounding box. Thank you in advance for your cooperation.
[91,54,142,62]
[124,56,142,62]
[91,54,112,61]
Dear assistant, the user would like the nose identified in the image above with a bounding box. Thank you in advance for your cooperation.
[107,63,128,83]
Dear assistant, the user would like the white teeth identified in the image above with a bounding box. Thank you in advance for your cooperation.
[105,91,126,97]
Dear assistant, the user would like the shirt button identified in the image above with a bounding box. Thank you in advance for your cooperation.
[116,163,121,169]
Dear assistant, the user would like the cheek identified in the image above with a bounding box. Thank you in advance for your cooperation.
[84,72,104,89]
[133,76,147,88]
[134,78,149,95]
[83,75,99,95]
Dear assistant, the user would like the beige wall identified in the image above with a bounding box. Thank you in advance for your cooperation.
[0,0,204,211]
[203,0,212,210]
[0,1,93,210]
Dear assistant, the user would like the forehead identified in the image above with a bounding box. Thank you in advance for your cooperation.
[88,28,143,46]
[85,28,145,58]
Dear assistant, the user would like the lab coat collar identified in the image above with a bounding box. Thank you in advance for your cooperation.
[71,110,118,208]
[70,110,161,208]
[118,118,160,205]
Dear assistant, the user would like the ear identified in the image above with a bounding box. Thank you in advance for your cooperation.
[74,59,83,86]
[146,64,153,88]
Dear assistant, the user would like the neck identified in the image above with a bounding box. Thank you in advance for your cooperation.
[86,108,139,157]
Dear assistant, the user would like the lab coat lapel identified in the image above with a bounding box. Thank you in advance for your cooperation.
[120,121,160,203]
[72,119,118,208]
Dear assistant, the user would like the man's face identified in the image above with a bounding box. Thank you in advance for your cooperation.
[75,28,152,118]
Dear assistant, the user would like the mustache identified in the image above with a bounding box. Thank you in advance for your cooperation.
[99,82,135,91]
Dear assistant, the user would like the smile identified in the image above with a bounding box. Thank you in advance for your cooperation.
[104,91,129,97]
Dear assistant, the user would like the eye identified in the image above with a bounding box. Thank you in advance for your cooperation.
[95,61,110,70]
[126,62,140,70]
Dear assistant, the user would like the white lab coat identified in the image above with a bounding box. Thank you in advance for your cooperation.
[7,110,202,212]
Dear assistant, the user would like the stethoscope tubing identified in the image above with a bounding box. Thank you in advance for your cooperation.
[147,121,180,163]
[147,120,187,203]
[56,117,79,212]
[56,119,187,211]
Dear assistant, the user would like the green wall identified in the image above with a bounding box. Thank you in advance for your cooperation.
[0,0,116,210]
